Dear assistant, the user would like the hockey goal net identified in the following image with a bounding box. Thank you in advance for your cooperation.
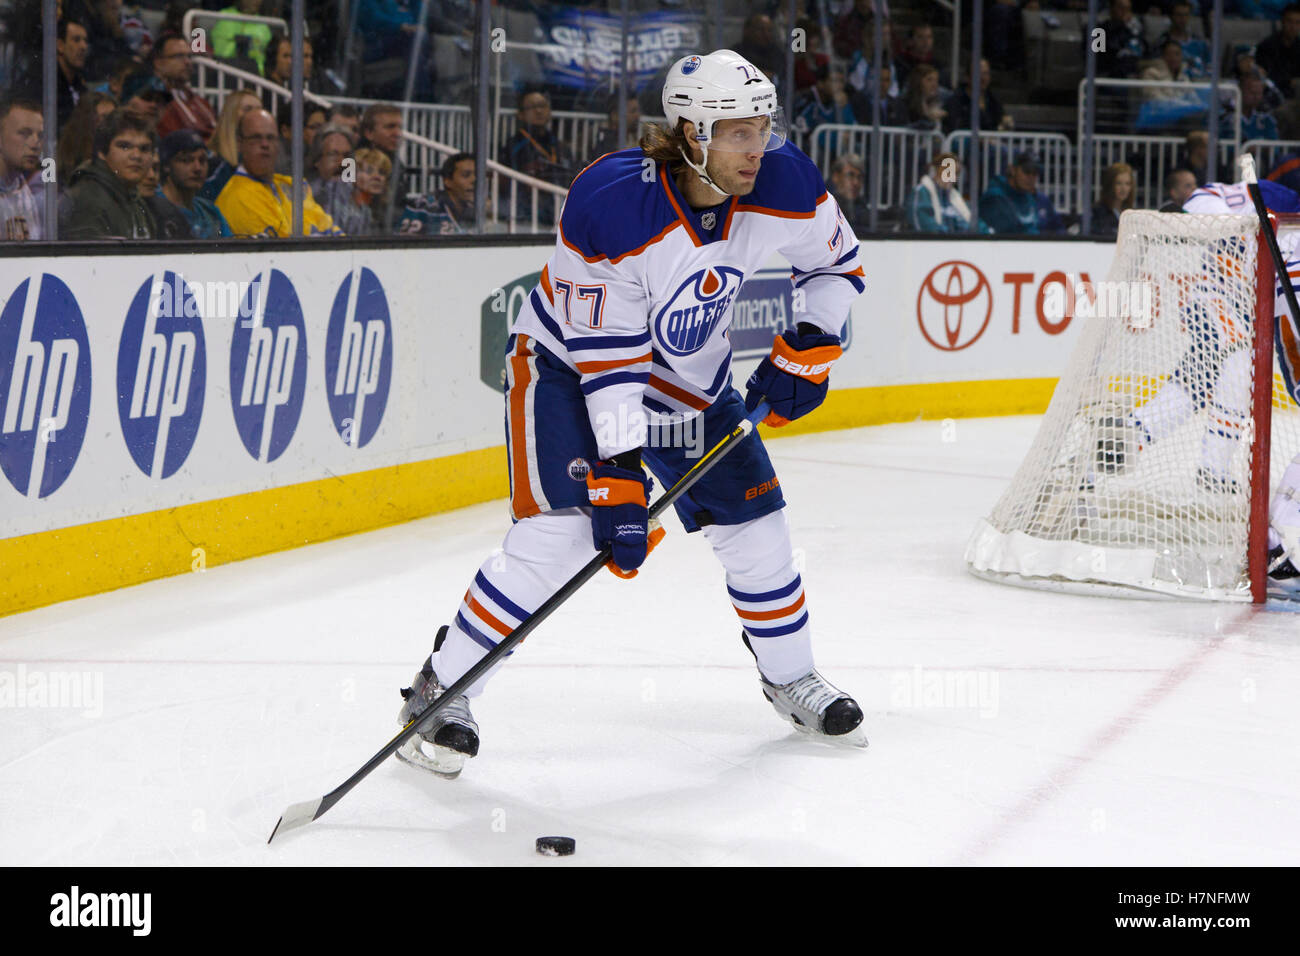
[966,209,1300,602]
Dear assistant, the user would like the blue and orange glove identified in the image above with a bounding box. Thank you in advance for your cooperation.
[586,453,666,578]
[745,324,843,427]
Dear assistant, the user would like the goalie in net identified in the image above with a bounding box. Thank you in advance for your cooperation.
[967,177,1300,601]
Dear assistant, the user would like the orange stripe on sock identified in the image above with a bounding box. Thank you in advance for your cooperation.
[733,592,806,621]
[464,591,514,637]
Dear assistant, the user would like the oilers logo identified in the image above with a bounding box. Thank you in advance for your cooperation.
[324,268,392,448]
[653,266,744,357]
[230,269,307,463]
[117,273,206,479]
[681,55,702,75]
[567,457,590,481]
[0,274,91,498]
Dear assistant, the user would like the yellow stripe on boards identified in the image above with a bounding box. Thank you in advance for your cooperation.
[0,377,1058,617]
[0,447,508,618]
[758,378,1060,437]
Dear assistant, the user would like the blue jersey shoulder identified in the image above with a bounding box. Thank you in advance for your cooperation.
[1261,178,1300,214]
[560,148,676,261]
[742,140,827,214]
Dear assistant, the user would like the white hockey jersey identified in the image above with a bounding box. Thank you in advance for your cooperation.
[511,143,864,459]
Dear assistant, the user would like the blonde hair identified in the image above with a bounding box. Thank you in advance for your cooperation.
[639,118,692,174]
[214,90,263,166]
[354,147,392,178]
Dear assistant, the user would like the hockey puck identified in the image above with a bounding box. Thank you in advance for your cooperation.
[535,836,576,857]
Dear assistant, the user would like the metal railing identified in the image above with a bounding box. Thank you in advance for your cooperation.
[944,131,1074,219]
[807,125,945,211]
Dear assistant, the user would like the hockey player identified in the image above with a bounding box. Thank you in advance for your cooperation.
[395,50,868,777]
[1098,178,1300,582]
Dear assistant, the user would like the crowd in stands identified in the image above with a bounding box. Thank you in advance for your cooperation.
[1,0,1299,242]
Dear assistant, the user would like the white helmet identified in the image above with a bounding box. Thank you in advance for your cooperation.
[661,50,787,200]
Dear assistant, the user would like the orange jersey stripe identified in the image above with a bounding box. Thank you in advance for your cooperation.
[464,591,514,637]
[508,335,541,519]
[660,170,703,247]
[574,351,653,374]
[648,373,711,410]
[733,592,806,621]
[540,264,554,305]
[559,217,681,265]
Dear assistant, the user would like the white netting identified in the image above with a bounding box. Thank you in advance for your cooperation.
[966,210,1300,601]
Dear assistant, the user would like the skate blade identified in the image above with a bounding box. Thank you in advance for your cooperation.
[773,710,870,749]
[395,736,465,779]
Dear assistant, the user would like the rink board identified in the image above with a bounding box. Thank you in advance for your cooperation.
[0,238,1115,615]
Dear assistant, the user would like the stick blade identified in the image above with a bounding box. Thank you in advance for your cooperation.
[267,797,323,843]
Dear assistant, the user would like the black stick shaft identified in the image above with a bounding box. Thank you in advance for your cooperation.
[1247,183,1300,331]
[305,409,765,824]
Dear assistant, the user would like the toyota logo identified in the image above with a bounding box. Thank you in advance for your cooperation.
[917,260,992,351]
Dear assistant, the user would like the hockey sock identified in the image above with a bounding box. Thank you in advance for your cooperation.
[434,508,598,697]
[702,510,814,685]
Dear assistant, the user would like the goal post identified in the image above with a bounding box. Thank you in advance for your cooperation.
[966,209,1300,602]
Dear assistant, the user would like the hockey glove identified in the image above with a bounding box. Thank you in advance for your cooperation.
[745,324,843,427]
[586,455,665,578]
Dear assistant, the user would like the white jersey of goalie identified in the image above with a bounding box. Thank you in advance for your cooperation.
[510,143,864,459]
[1184,180,1300,396]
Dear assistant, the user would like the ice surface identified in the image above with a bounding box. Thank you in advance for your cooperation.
[2,417,1298,865]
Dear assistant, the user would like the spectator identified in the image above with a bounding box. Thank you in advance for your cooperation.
[906,152,978,233]
[851,61,908,126]
[66,0,138,81]
[498,89,575,226]
[1232,73,1280,140]
[261,34,316,108]
[1156,1,1209,79]
[306,125,355,196]
[119,1,155,59]
[356,0,436,100]
[1158,166,1199,211]
[1094,0,1146,78]
[827,153,871,236]
[1232,49,1285,112]
[985,0,1026,74]
[833,0,879,60]
[90,57,141,103]
[214,108,341,236]
[119,70,170,131]
[848,20,900,100]
[0,98,44,240]
[203,88,262,200]
[59,108,157,239]
[1090,162,1135,237]
[398,151,478,234]
[1141,40,1191,96]
[147,128,232,238]
[327,104,362,141]
[897,23,937,86]
[1276,97,1300,140]
[17,19,90,129]
[793,17,831,93]
[902,63,947,131]
[56,91,117,179]
[943,58,1011,133]
[359,103,407,230]
[979,150,1063,234]
[316,146,390,236]
[1254,3,1300,98]
[212,0,275,74]
[150,32,217,140]
[1177,129,1210,184]
[586,94,641,166]
[733,13,784,78]
[794,65,856,146]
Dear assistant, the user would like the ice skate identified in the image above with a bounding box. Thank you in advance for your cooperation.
[737,633,864,747]
[395,635,479,778]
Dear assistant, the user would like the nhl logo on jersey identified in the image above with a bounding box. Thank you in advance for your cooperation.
[567,457,591,481]
[654,266,745,357]
[700,212,716,230]
[681,56,702,75]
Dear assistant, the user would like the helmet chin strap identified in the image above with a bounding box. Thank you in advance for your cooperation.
[679,143,732,202]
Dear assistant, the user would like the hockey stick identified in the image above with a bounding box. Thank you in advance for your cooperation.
[1243,160,1300,344]
[268,398,772,842]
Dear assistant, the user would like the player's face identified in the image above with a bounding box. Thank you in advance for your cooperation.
[1,107,44,174]
[703,118,769,195]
